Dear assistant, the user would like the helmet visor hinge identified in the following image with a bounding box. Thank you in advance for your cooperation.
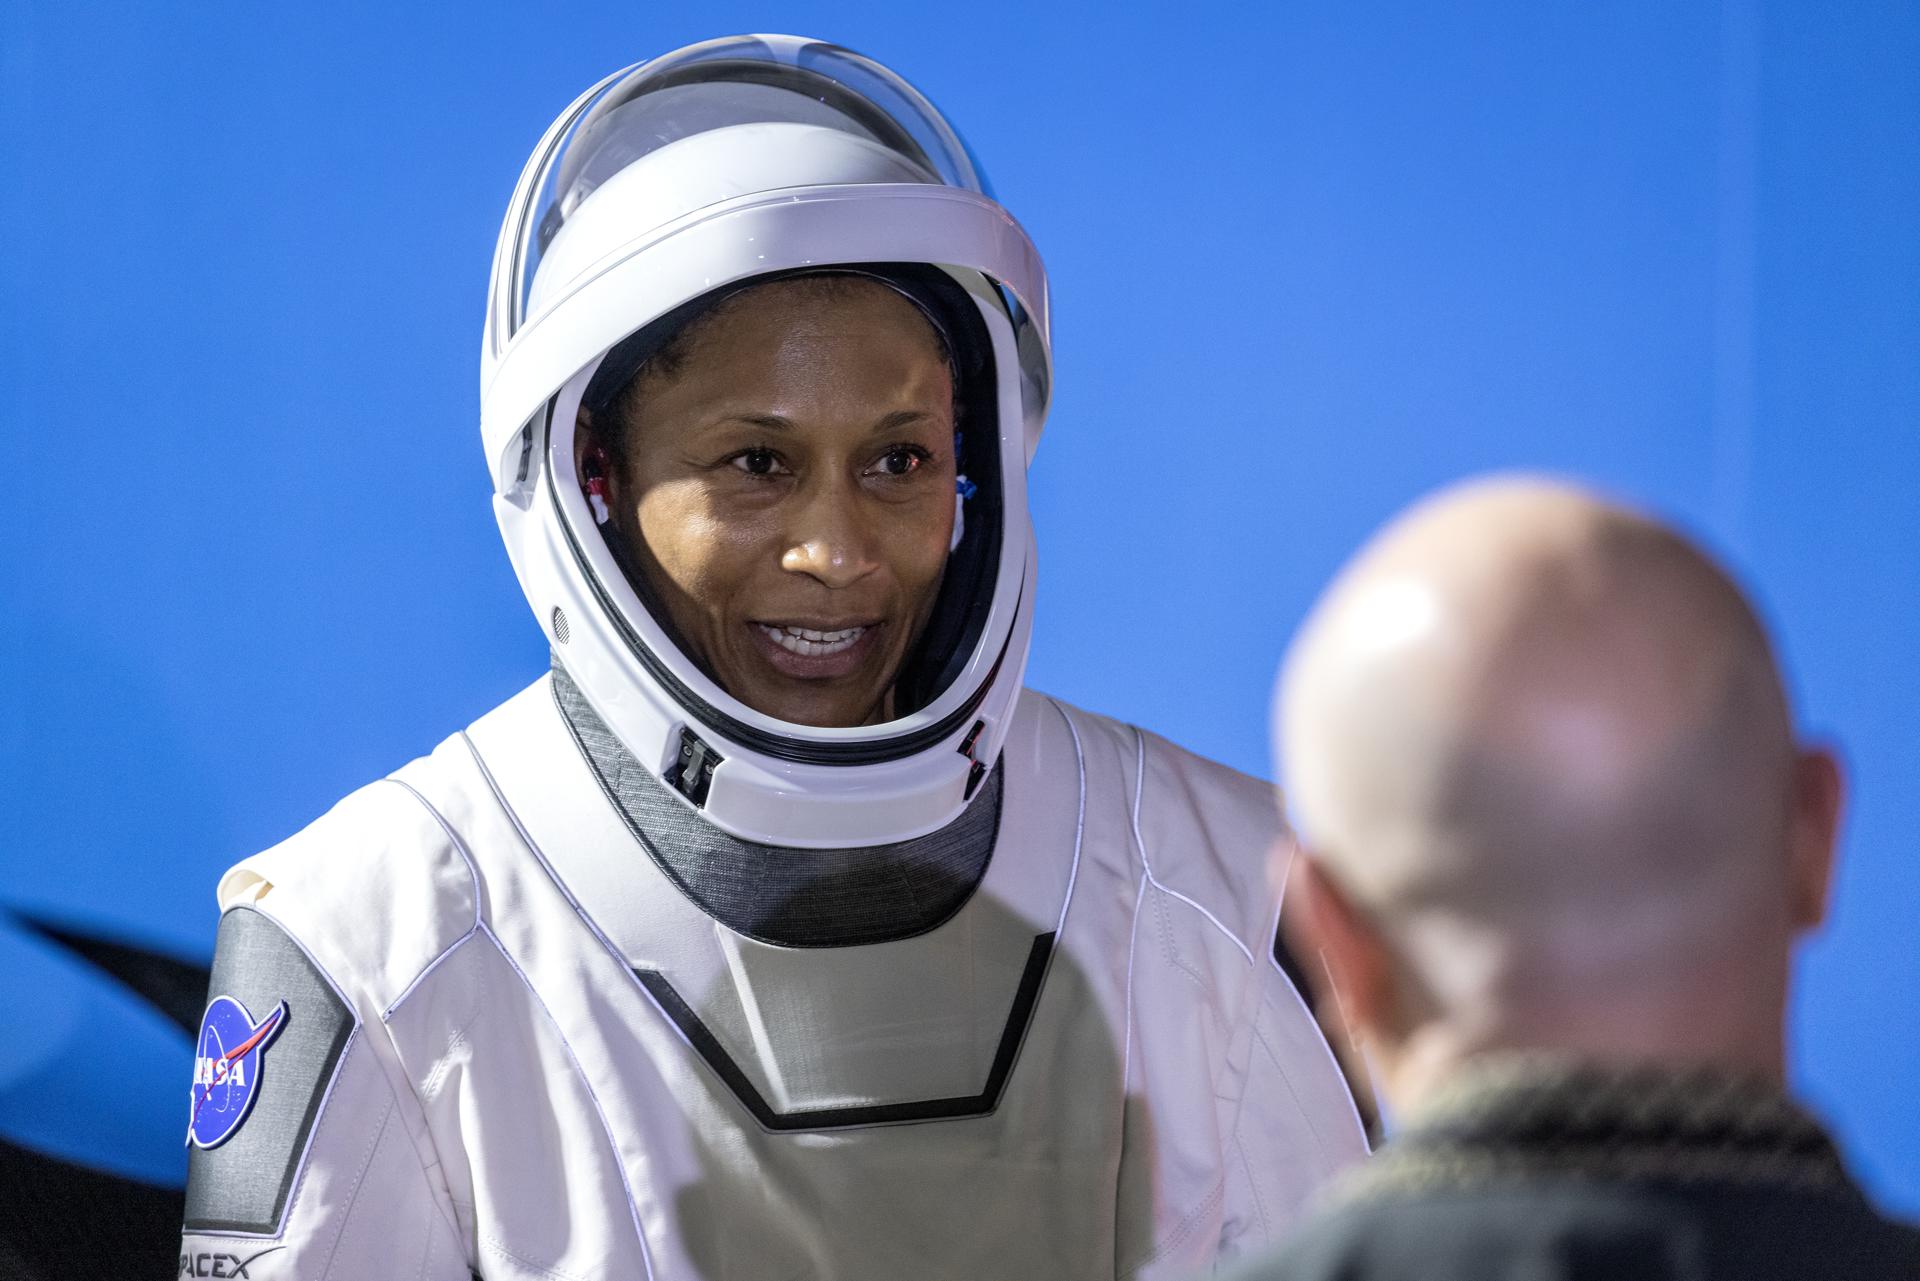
[668,726,723,807]
[960,719,988,799]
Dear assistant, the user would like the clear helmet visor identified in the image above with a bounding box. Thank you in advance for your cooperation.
[507,34,990,337]
[554,256,1022,729]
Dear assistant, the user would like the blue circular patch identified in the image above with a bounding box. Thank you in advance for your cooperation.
[187,995,287,1149]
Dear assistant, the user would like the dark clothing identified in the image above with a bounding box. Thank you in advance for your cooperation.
[1232,1057,1920,1281]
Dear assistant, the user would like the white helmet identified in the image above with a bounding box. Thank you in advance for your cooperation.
[480,35,1052,849]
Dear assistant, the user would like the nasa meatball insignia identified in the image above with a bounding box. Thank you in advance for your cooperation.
[188,995,289,1148]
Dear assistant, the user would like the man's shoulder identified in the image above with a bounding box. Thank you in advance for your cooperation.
[1230,1180,1920,1281]
[1227,1189,1592,1281]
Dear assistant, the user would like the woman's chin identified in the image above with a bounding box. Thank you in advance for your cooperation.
[744,685,886,729]
[712,623,893,726]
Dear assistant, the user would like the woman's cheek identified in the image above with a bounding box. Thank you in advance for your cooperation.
[633,482,727,585]
[899,496,955,599]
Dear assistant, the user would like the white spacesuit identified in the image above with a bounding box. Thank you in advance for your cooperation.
[178,36,1367,1281]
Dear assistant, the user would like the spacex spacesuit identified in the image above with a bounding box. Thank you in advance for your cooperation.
[178,36,1368,1280]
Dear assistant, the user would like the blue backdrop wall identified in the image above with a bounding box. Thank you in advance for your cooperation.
[4,0,1916,1215]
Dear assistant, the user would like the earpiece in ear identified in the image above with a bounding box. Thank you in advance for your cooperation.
[951,475,977,552]
[582,449,613,525]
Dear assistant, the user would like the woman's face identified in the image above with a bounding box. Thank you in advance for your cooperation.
[578,277,958,729]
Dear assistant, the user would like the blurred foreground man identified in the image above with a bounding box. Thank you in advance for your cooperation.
[1245,477,1920,1279]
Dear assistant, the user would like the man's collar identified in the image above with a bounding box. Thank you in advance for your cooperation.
[1333,1053,1856,1206]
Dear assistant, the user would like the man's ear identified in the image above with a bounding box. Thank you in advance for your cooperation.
[1285,850,1395,1046]
[1787,745,1845,934]
[1276,840,1384,1141]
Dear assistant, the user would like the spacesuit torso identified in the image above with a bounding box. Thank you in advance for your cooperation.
[176,677,1366,1280]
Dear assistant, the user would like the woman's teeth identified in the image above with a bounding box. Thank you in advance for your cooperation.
[758,624,866,657]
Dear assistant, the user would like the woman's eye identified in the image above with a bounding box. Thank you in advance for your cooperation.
[730,448,783,477]
[873,447,927,477]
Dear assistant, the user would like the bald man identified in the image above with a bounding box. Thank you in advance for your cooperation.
[1238,477,1920,1280]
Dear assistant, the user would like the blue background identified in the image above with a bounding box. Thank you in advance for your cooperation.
[4,0,1915,1214]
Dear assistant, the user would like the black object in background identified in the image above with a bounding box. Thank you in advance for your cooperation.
[0,915,210,1280]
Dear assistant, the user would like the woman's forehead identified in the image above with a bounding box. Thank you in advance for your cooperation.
[686,276,949,361]
[624,281,954,419]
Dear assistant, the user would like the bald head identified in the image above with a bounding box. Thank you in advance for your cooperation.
[1278,477,1839,1090]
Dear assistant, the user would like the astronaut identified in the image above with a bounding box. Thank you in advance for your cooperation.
[178,36,1368,1280]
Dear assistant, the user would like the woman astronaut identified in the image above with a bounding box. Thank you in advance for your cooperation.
[178,36,1367,1280]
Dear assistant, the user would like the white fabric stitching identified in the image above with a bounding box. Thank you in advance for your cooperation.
[409,739,658,1279]
[475,921,659,1281]
[1046,697,1090,938]
[457,731,635,974]
[1127,728,1256,966]
[1120,871,1148,1098]
[378,777,484,1022]
[315,1087,396,1281]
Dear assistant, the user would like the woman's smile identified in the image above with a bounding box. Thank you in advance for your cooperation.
[750,620,882,678]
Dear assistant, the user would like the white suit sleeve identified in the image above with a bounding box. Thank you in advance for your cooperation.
[1216,948,1371,1265]
[178,906,469,1281]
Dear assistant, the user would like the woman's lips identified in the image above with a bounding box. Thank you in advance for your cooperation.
[749,621,882,679]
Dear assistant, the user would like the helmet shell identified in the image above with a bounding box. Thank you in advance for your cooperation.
[479,36,1052,847]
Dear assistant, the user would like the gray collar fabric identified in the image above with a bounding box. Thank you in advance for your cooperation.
[550,660,1003,949]
[1333,1054,1857,1207]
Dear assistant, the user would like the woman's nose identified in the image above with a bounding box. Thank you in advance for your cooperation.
[780,483,880,589]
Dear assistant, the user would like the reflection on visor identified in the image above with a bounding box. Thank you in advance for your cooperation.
[512,36,988,336]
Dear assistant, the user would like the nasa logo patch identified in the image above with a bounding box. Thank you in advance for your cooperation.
[187,995,288,1149]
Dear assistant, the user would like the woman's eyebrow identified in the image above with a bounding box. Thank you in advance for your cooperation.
[718,414,795,431]
[714,410,940,434]
[868,409,938,434]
